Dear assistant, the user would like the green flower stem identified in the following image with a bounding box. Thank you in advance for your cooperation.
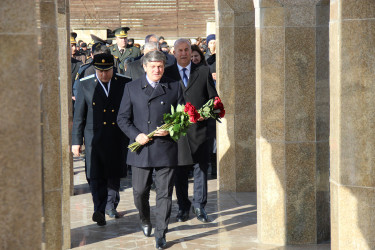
[128,122,175,152]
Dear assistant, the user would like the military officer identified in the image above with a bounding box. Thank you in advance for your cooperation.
[111,27,141,74]
[72,53,131,226]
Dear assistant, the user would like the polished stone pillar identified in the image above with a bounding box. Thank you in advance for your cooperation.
[216,0,256,192]
[330,1,375,249]
[0,0,43,249]
[39,0,64,248]
[255,0,330,244]
[57,0,72,248]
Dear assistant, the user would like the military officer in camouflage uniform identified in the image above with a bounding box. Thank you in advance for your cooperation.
[111,27,141,74]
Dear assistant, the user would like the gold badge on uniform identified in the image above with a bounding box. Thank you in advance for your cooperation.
[102,59,105,63]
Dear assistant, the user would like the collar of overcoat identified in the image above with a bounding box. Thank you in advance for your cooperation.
[140,75,170,101]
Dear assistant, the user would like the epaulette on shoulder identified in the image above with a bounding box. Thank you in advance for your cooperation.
[113,55,119,59]
[116,73,131,80]
[80,74,95,81]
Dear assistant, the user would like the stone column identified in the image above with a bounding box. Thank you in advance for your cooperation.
[0,1,43,249]
[216,0,256,192]
[39,0,64,248]
[330,1,375,249]
[255,0,330,244]
[57,0,72,248]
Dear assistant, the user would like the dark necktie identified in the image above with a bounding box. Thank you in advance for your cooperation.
[182,68,188,87]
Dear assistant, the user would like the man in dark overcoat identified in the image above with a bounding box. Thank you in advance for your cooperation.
[124,42,159,81]
[72,53,130,226]
[164,39,218,223]
[117,50,183,249]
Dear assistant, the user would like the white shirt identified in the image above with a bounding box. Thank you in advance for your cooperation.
[177,62,191,81]
[146,75,159,88]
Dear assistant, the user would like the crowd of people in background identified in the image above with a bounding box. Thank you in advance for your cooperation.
[70,27,218,250]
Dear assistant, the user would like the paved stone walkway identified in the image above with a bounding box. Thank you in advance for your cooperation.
[70,157,330,249]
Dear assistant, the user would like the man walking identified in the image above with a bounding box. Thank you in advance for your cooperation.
[117,50,183,249]
[164,39,218,223]
[72,53,130,226]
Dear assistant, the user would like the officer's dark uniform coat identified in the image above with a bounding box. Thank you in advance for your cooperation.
[164,62,218,165]
[111,44,141,74]
[117,75,183,168]
[72,73,131,179]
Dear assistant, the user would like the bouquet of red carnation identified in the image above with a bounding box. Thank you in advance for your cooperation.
[128,102,201,152]
[198,96,225,122]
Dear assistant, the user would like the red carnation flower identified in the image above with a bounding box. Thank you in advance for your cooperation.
[189,112,201,123]
[219,109,225,118]
[184,102,195,113]
[213,97,222,109]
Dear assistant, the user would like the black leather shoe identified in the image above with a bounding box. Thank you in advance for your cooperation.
[92,211,106,226]
[105,209,121,219]
[176,210,189,222]
[155,237,167,249]
[141,222,152,237]
[192,206,209,223]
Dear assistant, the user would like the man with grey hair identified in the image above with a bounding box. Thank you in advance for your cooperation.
[145,34,158,44]
[125,42,159,81]
[117,50,183,249]
[164,38,218,224]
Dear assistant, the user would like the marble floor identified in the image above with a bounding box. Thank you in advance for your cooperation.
[70,157,330,250]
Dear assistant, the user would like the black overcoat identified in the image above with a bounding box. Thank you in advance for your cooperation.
[72,73,131,179]
[117,75,183,168]
[164,62,218,165]
[124,59,145,81]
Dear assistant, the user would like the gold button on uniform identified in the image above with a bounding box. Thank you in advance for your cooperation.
[103,122,107,125]
[104,109,106,112]
[112,109,115,112]
[112,122,115,125]
[93,102,95,105]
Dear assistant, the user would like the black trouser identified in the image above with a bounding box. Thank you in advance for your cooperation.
[132,166,175,238]
[90,177,120,213]
[175,162,209,211]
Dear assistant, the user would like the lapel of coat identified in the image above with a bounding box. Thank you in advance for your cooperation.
[107,75,118,103]
[149,79,167,101]
[185,63,199,91]
[140,76,154,97]
[112,44,121,58]
[94,75,109,103]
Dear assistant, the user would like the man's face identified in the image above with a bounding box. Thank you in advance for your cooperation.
[82,47,87,51]
[116,36,128,49]
[148,36,158,44]
[71,44,77,55]
[96,68,113,83]
[174,42,191,67]
[161,47,168,53]
[144,47,157,55]
[143,61,165,82]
